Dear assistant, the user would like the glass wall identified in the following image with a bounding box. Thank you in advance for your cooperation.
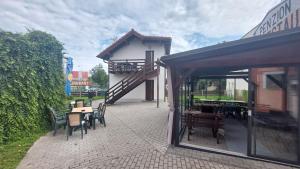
[250,66,299,162]
[175,66,300,164]
[178,78,190,138]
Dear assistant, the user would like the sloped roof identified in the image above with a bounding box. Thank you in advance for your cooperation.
[96,29,172,60]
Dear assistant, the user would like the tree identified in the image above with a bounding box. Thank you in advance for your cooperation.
[90,64,108,88]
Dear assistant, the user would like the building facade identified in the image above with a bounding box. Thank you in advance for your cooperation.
[96,29,171,104]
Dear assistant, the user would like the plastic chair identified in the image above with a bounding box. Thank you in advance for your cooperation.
[49,107,66,136]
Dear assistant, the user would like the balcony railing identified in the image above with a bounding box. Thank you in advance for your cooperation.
[108,59,146,74]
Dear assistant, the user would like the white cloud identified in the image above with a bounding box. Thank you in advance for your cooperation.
[0,0,281,71]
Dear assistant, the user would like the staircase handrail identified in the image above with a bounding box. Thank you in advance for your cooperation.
[105,62,158,103]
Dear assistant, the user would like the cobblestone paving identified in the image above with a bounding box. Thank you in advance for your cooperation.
[17,101,296,169]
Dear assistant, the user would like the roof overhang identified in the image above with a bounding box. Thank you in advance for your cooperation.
[161,28,300,71]
[96,29,172,60]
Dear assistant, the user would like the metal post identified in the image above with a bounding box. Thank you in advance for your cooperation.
[173,70,180,146]
[297,66,300,162]
[247,69,253,156]
[218,79,221,100]
[234,78,237,100]
[283,67,288,112]
[205,79,208,99]
[191,77,194,108]
[157,72,159,108]
[80,87,82,97]
[164,68,166,102]
[157,59,160,108]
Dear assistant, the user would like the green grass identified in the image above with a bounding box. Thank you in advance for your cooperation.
[92,96,104,100]
[0,131,47,169]
[194,95,234,101]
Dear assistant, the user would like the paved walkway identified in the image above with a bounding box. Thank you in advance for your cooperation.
[18,101,296,169]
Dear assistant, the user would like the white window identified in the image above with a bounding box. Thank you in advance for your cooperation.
[263,71,284,89]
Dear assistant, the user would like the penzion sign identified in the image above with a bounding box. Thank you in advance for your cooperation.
[244,0,300,38]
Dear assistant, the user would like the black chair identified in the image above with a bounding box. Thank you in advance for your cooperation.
[49,107,66,136]
[66,112,87,140]
[93,103,106,128]
[93,102,103,112]
[75,99,85,108]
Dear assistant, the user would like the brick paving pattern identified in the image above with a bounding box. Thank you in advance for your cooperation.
[17,101,297,169]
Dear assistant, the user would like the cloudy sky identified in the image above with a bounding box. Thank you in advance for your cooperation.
[0,0,281,71]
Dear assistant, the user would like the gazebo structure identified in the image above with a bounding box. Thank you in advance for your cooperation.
[161,28,300,165]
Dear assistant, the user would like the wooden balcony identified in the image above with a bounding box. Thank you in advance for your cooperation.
[108,59,146,74]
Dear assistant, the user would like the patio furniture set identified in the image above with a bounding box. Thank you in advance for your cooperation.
[49,99,106,140]
[186,100,248,144]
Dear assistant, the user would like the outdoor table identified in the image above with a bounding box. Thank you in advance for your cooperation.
[193,103,221,113]
[71,107,95,129]
[185,110,223,143]
[72,107,93,113]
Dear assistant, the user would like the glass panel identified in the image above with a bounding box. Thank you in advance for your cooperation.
[251,66,298,162]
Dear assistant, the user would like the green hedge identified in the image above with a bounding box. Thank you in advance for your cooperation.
[0,31,65,144]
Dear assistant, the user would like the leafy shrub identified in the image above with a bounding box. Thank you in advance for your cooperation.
[0,31,65,144]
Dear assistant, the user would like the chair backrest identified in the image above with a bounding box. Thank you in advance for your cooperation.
[69,103,74,110]
[48,107,58,122]
[66,112,82,127]
[97,103,103,111]
[75,99,84,108]
[102,104,106,116]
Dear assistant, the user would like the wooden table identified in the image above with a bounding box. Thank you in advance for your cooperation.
[71,107,95,129]
[72,107,93,113]
[185,110,224,144]
[192,103,221,113]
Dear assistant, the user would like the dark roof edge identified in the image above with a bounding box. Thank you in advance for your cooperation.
[96,29,172,60]
[161,28,300,63]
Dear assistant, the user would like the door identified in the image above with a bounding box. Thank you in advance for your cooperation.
[145,51,154,72]
[145,80,154,101]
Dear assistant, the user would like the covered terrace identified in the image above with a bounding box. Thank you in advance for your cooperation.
[162,28,300,165]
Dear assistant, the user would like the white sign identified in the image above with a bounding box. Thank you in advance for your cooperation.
[244,0,300,38]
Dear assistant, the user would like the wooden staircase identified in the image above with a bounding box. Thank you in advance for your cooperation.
[105,63,159,104]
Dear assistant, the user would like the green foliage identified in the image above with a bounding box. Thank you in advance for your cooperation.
[90,64,108,89]
[241,90,248,102]
[0,31,65,144]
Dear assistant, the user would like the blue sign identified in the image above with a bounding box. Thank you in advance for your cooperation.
[65,57,73,96]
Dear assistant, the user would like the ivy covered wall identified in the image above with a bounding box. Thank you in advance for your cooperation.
[0,31,65,144]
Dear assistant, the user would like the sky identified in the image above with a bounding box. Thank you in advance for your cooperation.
[0,0,281,71]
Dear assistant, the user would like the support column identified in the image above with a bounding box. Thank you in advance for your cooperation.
[167,66,175,145]
[234,79,237,100]
[164,68,166,102]
[157,71,159,108]
[247,69,254,156]
[297,66,300,162]
[156,58,160,108]
[171,67,180,146]
[190,77,194,108]
[205,79,208,99]
[283,67,288,112]
[218,79,221,100]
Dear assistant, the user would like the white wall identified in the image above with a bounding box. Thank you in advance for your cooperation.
[108,38,166,102]
[226,79,248,97]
